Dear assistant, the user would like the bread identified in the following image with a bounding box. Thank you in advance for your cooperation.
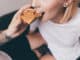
[21,8,41,24]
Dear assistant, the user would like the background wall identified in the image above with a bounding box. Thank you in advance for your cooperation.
[0,0,31,17]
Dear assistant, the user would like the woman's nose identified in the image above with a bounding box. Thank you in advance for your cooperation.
[32,0,40,8]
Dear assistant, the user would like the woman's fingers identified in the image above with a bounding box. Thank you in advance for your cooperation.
[8,4,31,29]
[6,4,32,38]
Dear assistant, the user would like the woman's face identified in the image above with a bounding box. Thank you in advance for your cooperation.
[32,0,65,21]
[32,0,64,12]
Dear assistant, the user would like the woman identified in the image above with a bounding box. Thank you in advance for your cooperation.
[0,0,80,60]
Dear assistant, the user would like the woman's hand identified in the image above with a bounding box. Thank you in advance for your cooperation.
[4,4,31,38]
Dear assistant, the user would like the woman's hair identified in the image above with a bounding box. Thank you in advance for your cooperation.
[60,0,79,23]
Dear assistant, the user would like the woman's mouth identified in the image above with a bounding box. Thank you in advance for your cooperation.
[35,8,45,18]
[36,8,44,13]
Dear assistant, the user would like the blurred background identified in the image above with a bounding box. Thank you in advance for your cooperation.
[0,0,31,17]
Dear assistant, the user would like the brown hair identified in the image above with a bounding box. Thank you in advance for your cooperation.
[60,0,78,23]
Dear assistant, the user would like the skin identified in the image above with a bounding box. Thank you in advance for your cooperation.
[40,54,56,60]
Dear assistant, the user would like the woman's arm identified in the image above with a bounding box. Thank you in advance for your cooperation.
[40,54,56,60]
[0,30,12,45]
[27,32,55,60]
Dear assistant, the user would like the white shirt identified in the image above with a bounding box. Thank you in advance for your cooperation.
[38,8,80,60]
[30,8,80,60]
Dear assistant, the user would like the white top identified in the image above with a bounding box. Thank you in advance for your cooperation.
[38,8,80,60]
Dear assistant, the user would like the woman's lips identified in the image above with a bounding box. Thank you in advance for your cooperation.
[30,6,45,15]
[35,8,45,19]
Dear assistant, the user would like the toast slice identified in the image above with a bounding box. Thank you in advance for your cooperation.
[21,8,41,24]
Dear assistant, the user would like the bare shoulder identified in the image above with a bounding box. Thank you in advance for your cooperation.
[26,32,46,49]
